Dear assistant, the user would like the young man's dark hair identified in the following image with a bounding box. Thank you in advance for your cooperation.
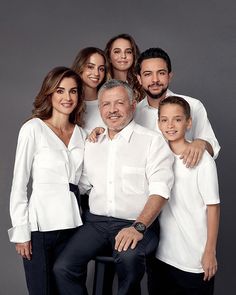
[136,47,172,75]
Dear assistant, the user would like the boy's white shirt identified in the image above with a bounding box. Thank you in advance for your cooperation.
[156,151,220,273]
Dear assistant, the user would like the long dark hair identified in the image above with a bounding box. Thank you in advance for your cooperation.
[72,47,108,97]
[105,33,145,102]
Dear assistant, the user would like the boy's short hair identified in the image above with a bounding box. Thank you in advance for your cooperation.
[158,96,191,120]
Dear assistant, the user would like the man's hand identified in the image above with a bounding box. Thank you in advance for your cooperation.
[15,241,32,260]
[201,250,218,281]
[180,139,206,168]
[115,226,143,252]
[87,127,105,142]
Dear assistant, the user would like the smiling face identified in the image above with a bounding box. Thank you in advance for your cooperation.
[99,86,136,138]
[137,58,172,101]
[109,38,134,72]
[80,53,105,89]
[51,77,78,117]
[158,103,191,143]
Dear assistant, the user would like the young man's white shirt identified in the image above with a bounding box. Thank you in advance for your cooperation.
[79,120,174,220]
[134,89,220,159]
[8,118,85,243]
[156,151,220,273]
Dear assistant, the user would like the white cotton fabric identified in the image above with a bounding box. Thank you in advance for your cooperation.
[134,89,220,159]
[156,152,220,273]
[8,118,86,243]
[83,100,106,134]
[79,120,174,220]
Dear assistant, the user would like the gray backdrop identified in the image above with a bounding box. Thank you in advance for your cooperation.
[1,0,235,294]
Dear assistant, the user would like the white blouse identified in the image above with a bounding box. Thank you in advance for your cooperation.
[8,118,86,243]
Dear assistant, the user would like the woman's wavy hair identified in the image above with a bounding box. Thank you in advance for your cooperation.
[71,47,108,97]
[104,33,145,101]
[31,66,84,126]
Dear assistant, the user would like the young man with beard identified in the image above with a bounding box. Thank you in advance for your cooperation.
[135,47,220,168]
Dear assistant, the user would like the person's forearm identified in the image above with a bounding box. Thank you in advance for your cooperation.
[135,195,167,227]
[204,204,220,253]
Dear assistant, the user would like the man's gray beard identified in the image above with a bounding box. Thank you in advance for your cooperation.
[144,87,168,100]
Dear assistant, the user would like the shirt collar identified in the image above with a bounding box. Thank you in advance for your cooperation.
[69,125,85,150]
[98,120,135,143]
[166,89,174,97]
[143,89,174,108]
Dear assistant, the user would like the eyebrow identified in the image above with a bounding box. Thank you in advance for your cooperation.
[142,69,168,74]
[112,47,132,50]
[160,115,184,118]
[57,86,78,90]
[86,62,105,67]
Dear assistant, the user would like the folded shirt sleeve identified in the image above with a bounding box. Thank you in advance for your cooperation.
[146,134,174,200]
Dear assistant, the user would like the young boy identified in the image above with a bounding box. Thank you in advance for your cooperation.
[149,96,220,295]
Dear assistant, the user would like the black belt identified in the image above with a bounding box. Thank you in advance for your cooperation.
[69,183,81,208]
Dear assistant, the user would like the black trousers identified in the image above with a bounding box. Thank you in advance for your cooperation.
[147,257,215,295]
[54,211,159,295]
[23,229,76,295]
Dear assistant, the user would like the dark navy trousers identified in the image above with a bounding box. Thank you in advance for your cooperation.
[147,257,215,295]
[23,228,76,295]
[54,211,159,295]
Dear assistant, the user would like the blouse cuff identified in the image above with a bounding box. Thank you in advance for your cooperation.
[8,223,31,243]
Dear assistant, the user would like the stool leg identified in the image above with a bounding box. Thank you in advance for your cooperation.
[93,261,106,295]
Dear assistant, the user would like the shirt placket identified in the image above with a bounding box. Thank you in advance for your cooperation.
[106,139,116,216]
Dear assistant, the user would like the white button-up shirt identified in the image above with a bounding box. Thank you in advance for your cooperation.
[134,89,220,159]
[79,120,174,220]
[8,118,86,243]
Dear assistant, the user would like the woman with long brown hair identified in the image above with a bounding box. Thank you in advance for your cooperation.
[8,66,86,294]
[72,47,107,134]
[105,33,145,102]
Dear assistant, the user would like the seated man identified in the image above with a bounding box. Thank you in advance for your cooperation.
[54,79,174,295]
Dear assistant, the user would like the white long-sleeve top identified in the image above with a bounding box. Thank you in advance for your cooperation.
[134,89,220,159]
[79,120,174,220]
[8,118,86,243]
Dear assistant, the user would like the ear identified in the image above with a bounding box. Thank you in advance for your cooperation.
[137,74,142,86]
[168,71,173,83]
[187,117,192,130]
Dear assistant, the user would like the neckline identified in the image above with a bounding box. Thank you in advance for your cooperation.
[36,118,77,149]
[85,99,98,105]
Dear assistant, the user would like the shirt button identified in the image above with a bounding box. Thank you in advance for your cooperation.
[109,181,112,184]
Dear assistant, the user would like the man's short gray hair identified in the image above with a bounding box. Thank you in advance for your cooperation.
[98,79,134,102]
